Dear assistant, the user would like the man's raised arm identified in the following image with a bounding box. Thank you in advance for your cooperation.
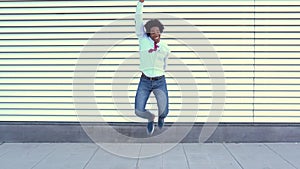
[135,0,145,38]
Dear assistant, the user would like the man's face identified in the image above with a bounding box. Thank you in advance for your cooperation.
[150,26,161,43]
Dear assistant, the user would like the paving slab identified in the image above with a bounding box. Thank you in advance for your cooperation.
[0,143,300,169]
[225,143,297,169]
[0,143,55,169]
[162,144,189,169]
[31,143,97,169]
[116,143,142,158]
[137,144,163,169]
[0,143,27,158]
[265,143,300,169]
[183,143,242,169]
[84,143,140,169]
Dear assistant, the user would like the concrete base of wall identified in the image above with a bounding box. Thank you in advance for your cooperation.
[1,122,300,143]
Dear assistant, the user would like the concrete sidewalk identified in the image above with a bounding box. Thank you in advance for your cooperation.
[0,143,299,169]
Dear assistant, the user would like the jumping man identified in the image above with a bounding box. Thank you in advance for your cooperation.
[134,0,171,135]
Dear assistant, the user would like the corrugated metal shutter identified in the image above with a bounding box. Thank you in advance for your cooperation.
[254,1,300,123]
[0,0,298,123]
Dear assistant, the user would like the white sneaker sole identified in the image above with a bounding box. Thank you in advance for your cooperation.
[147,125,154,135]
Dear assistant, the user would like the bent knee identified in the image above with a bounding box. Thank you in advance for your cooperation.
[135,109,143,116]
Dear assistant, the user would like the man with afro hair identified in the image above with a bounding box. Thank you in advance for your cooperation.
[134,0,171,135]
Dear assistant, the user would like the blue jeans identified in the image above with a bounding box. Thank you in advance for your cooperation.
[135,74,169,121]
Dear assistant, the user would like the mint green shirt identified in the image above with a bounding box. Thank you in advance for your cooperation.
[135,2,171,77]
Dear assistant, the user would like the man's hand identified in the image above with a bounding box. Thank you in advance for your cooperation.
[139,0,144,3]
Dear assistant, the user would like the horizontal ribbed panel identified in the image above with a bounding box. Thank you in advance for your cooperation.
[0,1,299,123]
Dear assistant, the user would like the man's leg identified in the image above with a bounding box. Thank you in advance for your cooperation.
[153,77,169,129]
[135,77,155,121]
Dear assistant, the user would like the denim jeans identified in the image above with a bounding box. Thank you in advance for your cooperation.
[135,74,169,121]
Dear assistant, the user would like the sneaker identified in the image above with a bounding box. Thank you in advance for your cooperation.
[147,121,154,135]
[158,117,164,129]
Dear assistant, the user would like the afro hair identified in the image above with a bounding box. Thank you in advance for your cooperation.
[144,19,164,37]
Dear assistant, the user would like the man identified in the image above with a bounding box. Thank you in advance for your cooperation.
[134,0,171,135]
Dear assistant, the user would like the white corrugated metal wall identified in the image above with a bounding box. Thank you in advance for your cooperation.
[0,0,299,123]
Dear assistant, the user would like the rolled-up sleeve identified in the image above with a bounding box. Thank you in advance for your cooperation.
[135,2,145,38]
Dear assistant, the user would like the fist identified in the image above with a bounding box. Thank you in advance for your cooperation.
[139,0,144,2]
